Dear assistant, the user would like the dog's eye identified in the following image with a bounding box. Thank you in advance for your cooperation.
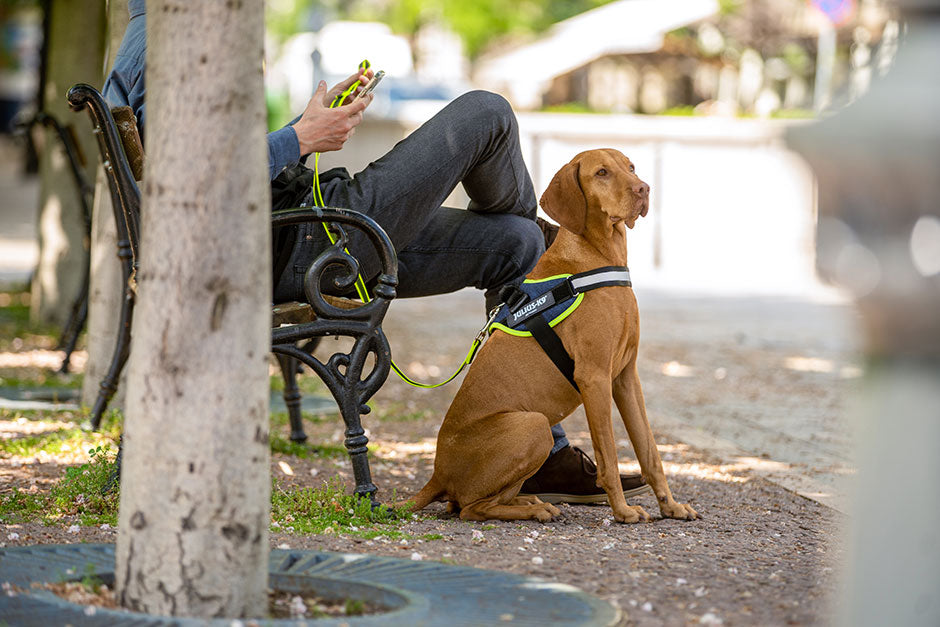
[596,168,608,177]
[629,165,636,173]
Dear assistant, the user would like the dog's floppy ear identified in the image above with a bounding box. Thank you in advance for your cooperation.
[539,161,586,235]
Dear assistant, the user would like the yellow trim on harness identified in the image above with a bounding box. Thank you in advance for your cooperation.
[488,274,585,337]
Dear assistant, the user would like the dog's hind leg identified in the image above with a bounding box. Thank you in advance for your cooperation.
[451,411,557,522]
[460,494,561,522]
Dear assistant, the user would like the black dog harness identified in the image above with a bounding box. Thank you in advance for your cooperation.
[489,266,632,392]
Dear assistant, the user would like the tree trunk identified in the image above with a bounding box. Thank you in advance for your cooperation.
[114,0,271,618]
[30,0,106,325]
[81,0,130,410]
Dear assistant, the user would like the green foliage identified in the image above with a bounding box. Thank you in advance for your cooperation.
[270,477,415,537]
[267,0,618,58]
[49,445,120,526]
[79,562,106,593]
[344,598,366,616]
[0,444,119,526]
[718,0,745,15]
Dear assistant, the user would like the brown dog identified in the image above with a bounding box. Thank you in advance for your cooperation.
[404,148,698,524]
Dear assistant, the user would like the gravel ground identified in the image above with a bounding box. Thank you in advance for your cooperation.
[1,287,858,626]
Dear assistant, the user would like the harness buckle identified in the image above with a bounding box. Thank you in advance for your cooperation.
[499,284,529,314]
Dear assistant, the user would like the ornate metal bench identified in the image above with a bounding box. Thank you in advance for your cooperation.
[67,83,398,502]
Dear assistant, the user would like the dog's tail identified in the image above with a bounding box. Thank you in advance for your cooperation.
[396,478,446,513]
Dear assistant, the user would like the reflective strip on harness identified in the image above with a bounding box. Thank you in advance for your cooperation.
[488,266,631,337]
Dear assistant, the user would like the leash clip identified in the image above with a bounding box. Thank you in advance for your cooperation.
[477,304,502,343]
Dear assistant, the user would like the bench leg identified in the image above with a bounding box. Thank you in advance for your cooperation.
[57,265,90,375]
[90,288,134,430]
[272,343,379,505]
[275,353,307,443]
[341,416,379,504]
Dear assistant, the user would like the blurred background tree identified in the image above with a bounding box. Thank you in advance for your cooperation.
[266,0,617,58]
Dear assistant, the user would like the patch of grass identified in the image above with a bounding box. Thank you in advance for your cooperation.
[0,427,87,457]
[0,488,46,523]
[0,444,119,526]
[0,373,84,390]
[0,408,122,457]
[49,445,120,526]
[420,533,444,541]
[344,598,366,616]
[269,433,350,460]
[270,477,414,538]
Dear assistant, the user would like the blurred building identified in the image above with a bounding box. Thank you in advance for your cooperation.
[474,0,898,115]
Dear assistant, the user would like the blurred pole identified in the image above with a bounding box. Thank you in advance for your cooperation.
[787,3,940,626]
[813,18,836,111]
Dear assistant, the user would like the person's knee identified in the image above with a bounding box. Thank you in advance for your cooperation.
[455,90,516,130]
[496,216,544,282]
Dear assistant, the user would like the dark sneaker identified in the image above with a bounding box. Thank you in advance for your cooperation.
[520,445,651,504]
[536,217,560,249]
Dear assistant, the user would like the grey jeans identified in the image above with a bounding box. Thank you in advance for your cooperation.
[273,89,570,454]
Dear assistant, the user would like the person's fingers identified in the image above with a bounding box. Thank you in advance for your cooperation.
[312,80,328,106]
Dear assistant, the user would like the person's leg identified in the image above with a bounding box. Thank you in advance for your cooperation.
[392,207,543,312]
[320,90,537,280]
[549,424,570,455]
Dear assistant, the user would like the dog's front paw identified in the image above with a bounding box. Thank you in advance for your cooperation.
[613,504,651,524]
[660,501,699,520]
[534,502,562,523]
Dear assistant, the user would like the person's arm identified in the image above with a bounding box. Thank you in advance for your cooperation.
[267,126,300,180]
[268,70,374,180]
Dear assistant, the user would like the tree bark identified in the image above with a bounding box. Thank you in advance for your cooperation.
[30,0,106,325]
[114,0,271,618]
[81,0,130,410]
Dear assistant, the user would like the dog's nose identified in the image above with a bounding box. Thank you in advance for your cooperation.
[633,182,650,197]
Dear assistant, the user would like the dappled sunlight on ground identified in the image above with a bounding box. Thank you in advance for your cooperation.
[372,438,437,460]
[0,350,86,371]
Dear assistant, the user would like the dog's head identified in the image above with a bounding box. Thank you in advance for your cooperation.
[539,148,650,236]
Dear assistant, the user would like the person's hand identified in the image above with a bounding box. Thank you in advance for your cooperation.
[323,68,374,107]
[292,70,374,155]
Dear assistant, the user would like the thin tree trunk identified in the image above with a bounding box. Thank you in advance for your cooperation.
[114,0,271,618]
[30,0,105,325]
[81,0,130,410]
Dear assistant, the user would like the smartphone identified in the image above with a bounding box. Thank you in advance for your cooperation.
[355,70,385,100]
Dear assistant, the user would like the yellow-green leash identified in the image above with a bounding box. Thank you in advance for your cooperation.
[310,60,493,389]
